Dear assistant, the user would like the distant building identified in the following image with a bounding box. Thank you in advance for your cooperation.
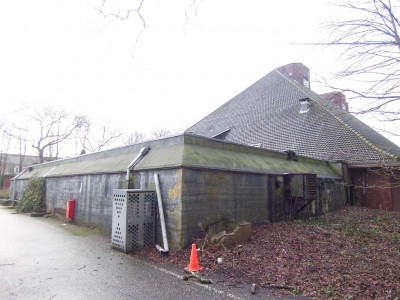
[1,154,53,190]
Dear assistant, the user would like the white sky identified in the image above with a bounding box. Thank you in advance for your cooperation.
[1,0,399,156]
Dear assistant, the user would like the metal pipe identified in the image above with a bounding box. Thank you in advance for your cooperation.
[154,173,169,254]
[125,147,150,181]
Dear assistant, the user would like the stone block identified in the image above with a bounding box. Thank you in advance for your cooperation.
[209,222,252,250]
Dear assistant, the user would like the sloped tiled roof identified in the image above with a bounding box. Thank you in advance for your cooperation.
[186,69,400,163]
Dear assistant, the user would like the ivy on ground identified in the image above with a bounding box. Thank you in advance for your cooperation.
[17,177,45,213]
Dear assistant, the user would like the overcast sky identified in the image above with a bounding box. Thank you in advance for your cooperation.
[1,0,399,156]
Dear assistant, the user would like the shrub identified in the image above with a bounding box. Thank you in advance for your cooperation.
[0,189,9,199]
[17,177,45,213]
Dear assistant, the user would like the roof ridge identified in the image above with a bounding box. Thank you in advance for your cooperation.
[274,69,398,161]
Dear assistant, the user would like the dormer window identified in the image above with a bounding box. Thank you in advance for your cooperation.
[341,101,347,111]
[249,143,262,148]
[303,77,310,88]
[299,98,311,113]
[14,166,20,174]
[212,128,231,140]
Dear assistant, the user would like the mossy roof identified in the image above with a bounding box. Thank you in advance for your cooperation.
[17,134,340,180]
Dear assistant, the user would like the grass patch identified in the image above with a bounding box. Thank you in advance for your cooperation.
[1,206,18,214]
[0,189,10,199]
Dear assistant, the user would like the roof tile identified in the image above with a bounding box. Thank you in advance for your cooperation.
[187,68,400,163]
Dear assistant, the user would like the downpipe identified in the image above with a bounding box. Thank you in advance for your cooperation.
[154,173,169,255]
[126,147,150,181]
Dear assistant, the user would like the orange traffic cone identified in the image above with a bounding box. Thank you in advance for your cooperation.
[184,243,203,272]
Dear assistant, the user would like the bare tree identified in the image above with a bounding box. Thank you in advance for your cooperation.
[78,120,122,153]
[123,130,146,145]
[97,0,205,49]
[0,126,12,189]
[323,0,400,126]
[16,107,87,163]
[99,0,146,23]
[151,128,172,139]
[0,120,5,132]
[98,0,146,51]
[98,0,204,25]
[16,128,27,171]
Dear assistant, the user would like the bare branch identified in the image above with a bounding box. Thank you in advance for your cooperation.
[98,0,147,52]
[78,120,122,153]
[123,131,146,145]
[315,0,400,126]
[151,128,172,139]
[13,107,88,162]
[183,0,206,32]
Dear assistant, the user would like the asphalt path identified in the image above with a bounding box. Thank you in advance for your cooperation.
[0,207,302,300]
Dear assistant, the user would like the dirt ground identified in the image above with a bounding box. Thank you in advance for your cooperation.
[133,206,400,299]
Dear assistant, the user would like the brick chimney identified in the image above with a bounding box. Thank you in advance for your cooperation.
[320,92,349,112]
[277,63,310,88]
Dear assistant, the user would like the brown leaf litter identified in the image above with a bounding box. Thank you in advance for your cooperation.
[131,206,400,299]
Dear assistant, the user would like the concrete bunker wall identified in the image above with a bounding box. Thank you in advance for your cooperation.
[130,168,183,249]
[180,168,345,248]
[45,173,126,229]
[10,179,29,200]
[11,169,345,250]
[11,168,185,249]
[180,168,269,247]
[323,179,346,211]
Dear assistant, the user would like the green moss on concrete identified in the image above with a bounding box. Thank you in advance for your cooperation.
[182,137,340,178]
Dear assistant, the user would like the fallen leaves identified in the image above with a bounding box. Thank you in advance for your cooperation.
[132,206,400,299]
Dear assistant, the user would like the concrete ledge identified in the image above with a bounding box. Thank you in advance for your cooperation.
[31,212,47,217]
[0,199,11,206]
[54,208,67,215]
[52,207,69,222]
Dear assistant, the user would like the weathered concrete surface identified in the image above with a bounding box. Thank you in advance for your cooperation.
[45,174,126,229]
[131,169,183,249]
[0,208,302,300]
[9,134,345,250]
[181,168,269,247]
[10,178,29,201]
